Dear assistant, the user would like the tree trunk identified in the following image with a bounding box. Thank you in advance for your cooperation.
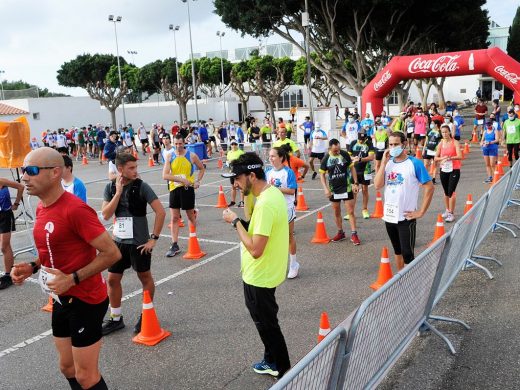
[240,99,248,118]
[267,101,275,122]
[110,109,117,130]
[434,77,446,109]
[178,105,183,123]
[179,101,188,122]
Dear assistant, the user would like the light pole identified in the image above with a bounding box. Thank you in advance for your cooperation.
[0,70,5,101]
[108,14,126,127]
[127,50,137,65]
[302,0,315,121]
[216,31,227,122]
[181,0,200,125]
[168,25,181,88]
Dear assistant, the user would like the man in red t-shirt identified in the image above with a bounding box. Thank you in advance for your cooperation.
[12,147,120,390]
[474,99,488,136]
[171,120,180,136]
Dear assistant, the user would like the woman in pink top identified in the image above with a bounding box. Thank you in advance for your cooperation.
[435,124,462,222]
[413,108,428,150]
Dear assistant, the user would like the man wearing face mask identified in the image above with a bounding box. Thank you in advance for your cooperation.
[503,108,520,167]
[349,132,375,220]
[374,132,434,270]
[342,115,360,151]
[452,110,465,141]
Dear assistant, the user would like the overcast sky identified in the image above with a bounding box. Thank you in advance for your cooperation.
[0,0,517,97]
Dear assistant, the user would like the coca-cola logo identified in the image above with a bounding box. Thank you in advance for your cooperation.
[374,70,392,91]
[494,65,520,85]
[408,55,460,74]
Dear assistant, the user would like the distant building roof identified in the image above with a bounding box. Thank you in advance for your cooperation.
[0,103,29,116]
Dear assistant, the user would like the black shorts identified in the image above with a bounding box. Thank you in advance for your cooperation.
[109,242,152,274]
[310,152,325,159]
[414,134,426,141]
[375,151,385,161]
[329,192,354,203]
[140,138,149,146]
[169,186,196,210]
[304,134,311,144]
[202,139,209,145]
[154,142,161,149]
[356,171,370,186]
[422,153,435,160]
[454,135,461,141]
[440,169,460,198]
[52,296,109,348]
[0,210,15,234]
[209,136,216,143]
[385,219,417,264]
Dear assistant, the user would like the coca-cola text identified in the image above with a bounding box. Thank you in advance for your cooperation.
[408,55,460,74]
[374,70,392,91]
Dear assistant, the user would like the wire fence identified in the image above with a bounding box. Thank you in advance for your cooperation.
[271,160,520,390]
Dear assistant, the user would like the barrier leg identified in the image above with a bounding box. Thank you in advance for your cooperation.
[494,221,519,237]
[507,199,520,206]
[428,315,471,330]
[421,320,457,355]
[464,259,494,279]
[471,254,503,266]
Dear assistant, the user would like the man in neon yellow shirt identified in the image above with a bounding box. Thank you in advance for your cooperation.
[273,128,300,157]
[503,107,520,167]
[222,152,291,378]
[226,140,245,207]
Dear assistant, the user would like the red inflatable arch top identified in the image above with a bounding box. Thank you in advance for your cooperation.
[362,47,520,116]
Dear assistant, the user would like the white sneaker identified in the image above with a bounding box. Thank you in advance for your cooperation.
[441,209,450,219]
[445,213,455,223]
[287,262,300,279]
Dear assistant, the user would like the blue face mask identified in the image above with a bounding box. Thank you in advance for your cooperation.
[390,146,403,158]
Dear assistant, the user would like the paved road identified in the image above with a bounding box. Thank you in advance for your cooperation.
[0,141,516,389]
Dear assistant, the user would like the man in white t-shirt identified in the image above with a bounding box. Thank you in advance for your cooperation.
[309,122,328,180]
[374,131,434,271]
[121,128,134,149]
[342,115,360,150]
[56,131,67,150]
[137,122,149,155]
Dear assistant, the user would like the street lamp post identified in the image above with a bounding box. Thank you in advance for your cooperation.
[0,70,5,101]
[127,50,137,65]
[181,0,200,126]
[108,14,126,127]
[168,25,181,88]
[216,31,227,122]
[302,0,315,121]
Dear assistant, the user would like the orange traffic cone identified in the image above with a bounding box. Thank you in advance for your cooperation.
[133,149,139,160]
[146,146,151,154]
[463,194,473,215]
[295,187,309,211]
[132,290,171,346]
[471,130,479,143]
[217,158,223,169]
[178,218,185,227]
[415,146,422,159]
[371,191,384,218]
[463,142,470,154]
[82,155,88,165]
[148,155,154,167]
[501,151,509,166]
[214,185,228,208]
[370,247,394,291]
[497,160,504,175]
[183,224,206,260]
[317,312,331,343]
[491,168,501,185]
[430,214,445,245]
[311,212,330,244]
[41,296,53,312]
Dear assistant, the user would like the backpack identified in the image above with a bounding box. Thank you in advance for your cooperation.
[110,178,147,217]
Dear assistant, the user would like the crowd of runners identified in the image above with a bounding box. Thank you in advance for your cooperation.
[2,99,520,388]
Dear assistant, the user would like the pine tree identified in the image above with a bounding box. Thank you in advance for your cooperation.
[507,6,520,61]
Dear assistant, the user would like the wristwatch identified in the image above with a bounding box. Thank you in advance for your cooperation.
[231,217,241,229]
[150,234,160,240]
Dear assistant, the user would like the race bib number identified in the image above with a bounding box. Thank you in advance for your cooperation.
[440,160,453,173]
[364,173,373,181]
[256,139,262,144]
[113,217,133,239]
[407,126,414,134]
[384,203,399,224]
[507,125,516,135]
[38,266,62,304]
[333,192,349,200]
[426,149,436,156]
[376,141,386,150]
[477,119,484,125]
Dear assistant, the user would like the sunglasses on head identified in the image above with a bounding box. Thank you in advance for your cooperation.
[21,166,55,176]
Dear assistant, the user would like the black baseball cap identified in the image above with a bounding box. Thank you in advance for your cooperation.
[221,162,263,178]
[230,139,238,145]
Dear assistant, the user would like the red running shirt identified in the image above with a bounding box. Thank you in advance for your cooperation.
[34,191,108,304]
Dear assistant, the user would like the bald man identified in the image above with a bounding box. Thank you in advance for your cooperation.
[11,147,121,390]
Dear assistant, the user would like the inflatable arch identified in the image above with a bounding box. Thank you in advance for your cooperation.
[362,47,520,116]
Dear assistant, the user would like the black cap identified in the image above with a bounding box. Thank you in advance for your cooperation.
[230,140,238,145]
[508,108,515,113]
[221,162,263,178]
[109,130,119,136]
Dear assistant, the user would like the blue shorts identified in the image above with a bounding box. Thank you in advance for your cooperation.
[482,146,498,157]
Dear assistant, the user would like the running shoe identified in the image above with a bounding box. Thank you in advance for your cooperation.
[350,233,361,246]
[227,201,236,207]
[331,231,346,242]
[432,178,436,185]
[133,314,142,334]
[252,360,279,377]
[0,274,13,290]
[312,172,317,180]
[483,177,492,183]
[362,209,370,219]
[445,213,455,223]
[287,262,300,279]
[237,201,244,208]
[343,214,350,221]
[441,209,451,219]
[101,316,125,336]
[166,243,181,257]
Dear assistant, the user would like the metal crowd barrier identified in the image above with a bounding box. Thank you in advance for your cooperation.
[271,160,520,389]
